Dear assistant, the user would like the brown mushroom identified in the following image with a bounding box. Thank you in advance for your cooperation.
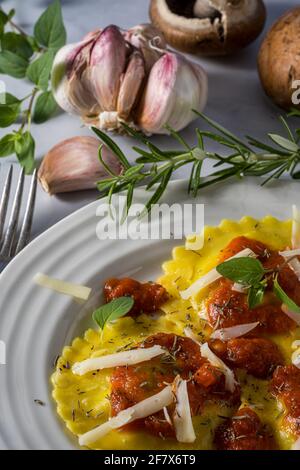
[258,7,300,110]
[149,0,266,56]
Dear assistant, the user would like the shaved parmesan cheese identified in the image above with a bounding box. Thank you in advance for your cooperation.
[279,248,300,257]
[292,340,300,350]
[232,283,248,294]
[292,437,300,450]
[287,258,300,282]
[184,327,201,343]
[180,248,256,300]
[185,232,204,251]
[292,205,300,249]
[281,304,300,326]
[173,377,196,443]
[200,342,237,393]
[79,385,174,446]
[34,273,91,301]
[279,248,300,281]
[211,322,259,341]
[292,349,300,369]
[163,406,172,426]
[72,345,165,375]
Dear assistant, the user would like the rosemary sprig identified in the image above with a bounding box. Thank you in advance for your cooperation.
[92,111,300,216]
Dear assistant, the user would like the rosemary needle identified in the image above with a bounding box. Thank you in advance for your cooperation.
[92,112,300,217]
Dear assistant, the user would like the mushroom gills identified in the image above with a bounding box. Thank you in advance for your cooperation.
[165,0,220,20]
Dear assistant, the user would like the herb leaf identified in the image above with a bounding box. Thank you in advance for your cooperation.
[15,131,35,174]
[248,283,266,309]
[0,50,28,78]
[273,277,300,314]
[33,90,57,123]
[26,50,54,90]
[34,0,66,50]
[1,32,33,59]
[92,297,134,330]
[216,257,265,286]
[0,134,17,157]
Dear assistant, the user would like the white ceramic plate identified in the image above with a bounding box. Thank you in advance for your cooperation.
[0,178,299,450]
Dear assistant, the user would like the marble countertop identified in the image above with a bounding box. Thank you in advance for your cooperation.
[0,0,298,239]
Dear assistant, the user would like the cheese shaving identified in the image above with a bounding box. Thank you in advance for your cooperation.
[211,322,260,341]
[200,342,237,393]
[173,377,196,443]
[72,345,165,375]
[34,273,91,301]
[79,385,174,446]
[180,248,256,300]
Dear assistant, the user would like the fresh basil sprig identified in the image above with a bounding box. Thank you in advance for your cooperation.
[216,256,300,312]
[216,257,265,285]
[92,296,134,330]
[0,0,66,173]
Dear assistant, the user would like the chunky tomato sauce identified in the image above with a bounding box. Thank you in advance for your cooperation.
[214,407,276,450]
[209,337,284,379]
[270,365,300,436]
[110,333,240,438]
[207,236,298,333]
[104,278,168,316]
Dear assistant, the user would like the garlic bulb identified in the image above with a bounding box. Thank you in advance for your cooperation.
[124,23,166,72]
[51,23,208,135]
[38,136,123,194]
[137,52,208,134]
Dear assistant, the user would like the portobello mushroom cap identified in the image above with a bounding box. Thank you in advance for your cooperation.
[149,0,266,56]
[258,7,300,110]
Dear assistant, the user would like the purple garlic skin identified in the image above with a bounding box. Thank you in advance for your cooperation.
[137,52,208,134]
[38,136,123,194]
[90,25,127,112]
[51,23,208,135]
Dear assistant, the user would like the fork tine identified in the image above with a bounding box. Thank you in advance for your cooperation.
[0,165,13,243]
[15,169,37,255]
[0,168,25,260]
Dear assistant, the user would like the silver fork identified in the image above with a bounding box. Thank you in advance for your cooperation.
[0,165,37,270]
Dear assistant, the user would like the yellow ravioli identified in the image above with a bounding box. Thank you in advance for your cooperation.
[51,216,300,449]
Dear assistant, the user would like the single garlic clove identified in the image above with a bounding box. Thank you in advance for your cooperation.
[117,51,146,120]
[124,23,166,72]
[38,136,123,195]
[137,52,208,134]
[52,39,100,116]
[89,25,127,111]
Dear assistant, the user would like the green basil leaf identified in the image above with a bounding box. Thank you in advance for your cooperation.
[0,133,17,157]
[15,131,35,174]
[273,277,300,314]
[26,50,54,90]
[34,0,66,50]
[0,50,28,78]
[248,284,265,309]
[33,90,57,123]
[92,296,134,330]
[1,32,33,59]
[216,257,265,286]
[0,101,20,128]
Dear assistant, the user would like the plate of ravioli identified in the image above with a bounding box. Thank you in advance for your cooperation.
[0,179,300,450]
